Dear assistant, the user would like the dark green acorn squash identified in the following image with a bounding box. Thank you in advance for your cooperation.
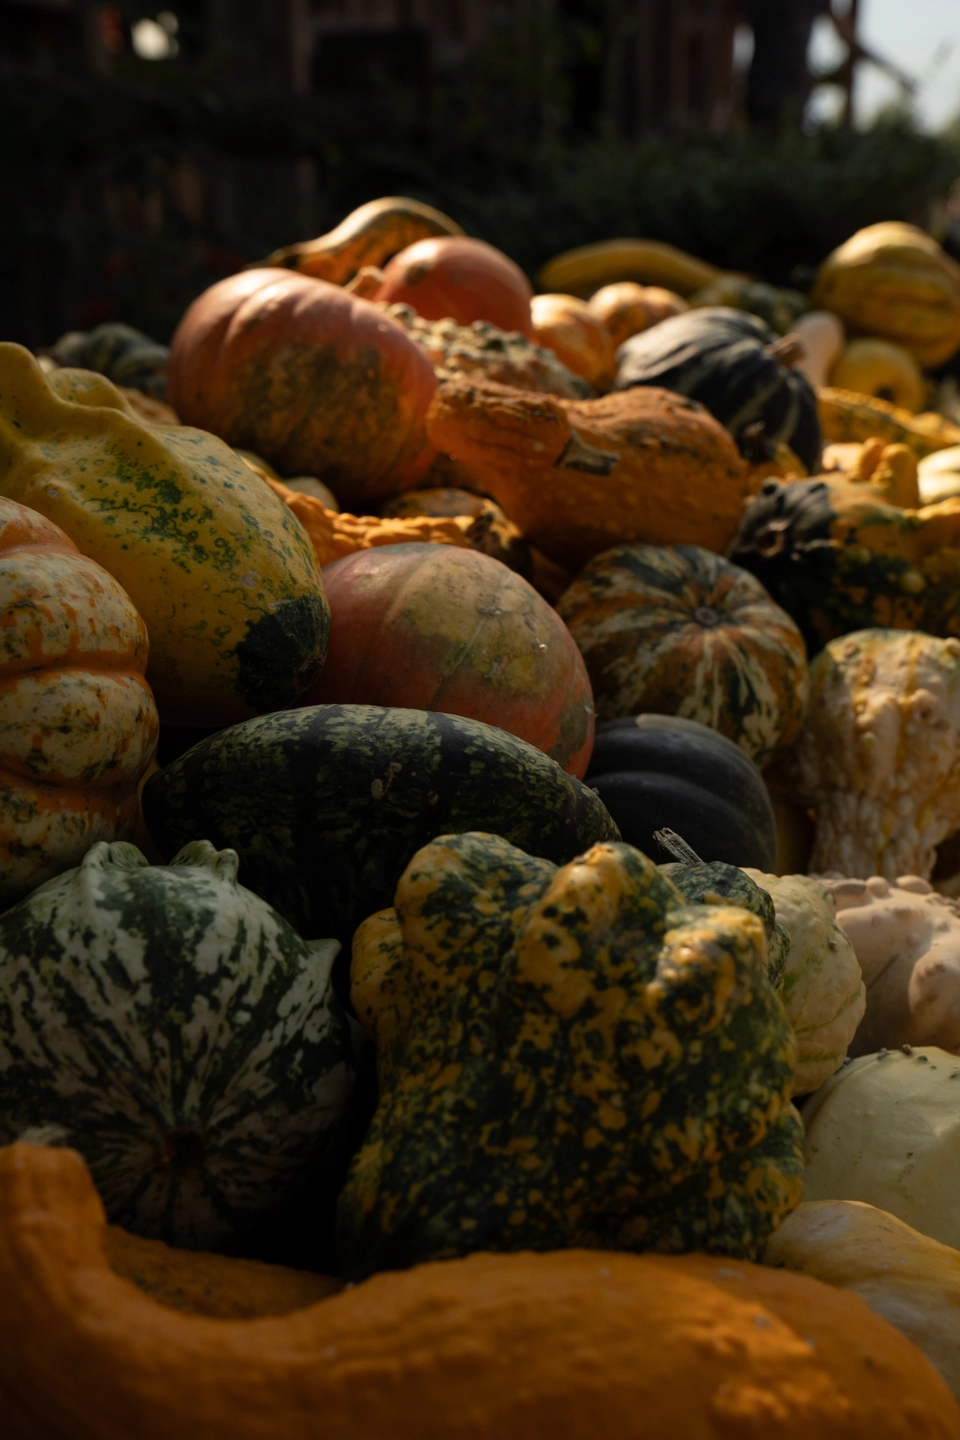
[585,714,777,870]
[614,307,822,472]
[340,830,803,1279]
[143,706,619,949]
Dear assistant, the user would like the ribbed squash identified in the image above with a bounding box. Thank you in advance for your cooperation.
[830,338,926,413]
[48,321,170,400]
[688,276,808,335]
[425,376,753,572]
[262,195,464,281]
[557,543,808,765]
[342,830,803,1278]
[530,293,616,389]
[0,497,159,906]
[4,1144,959,1440]
[0,345,329,727]
[810,221,960,369]
[818,385,960,457]
[588,282,688,348]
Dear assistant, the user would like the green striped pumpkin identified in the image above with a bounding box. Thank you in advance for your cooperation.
[557,543,809,765]
[0,839,353,1251]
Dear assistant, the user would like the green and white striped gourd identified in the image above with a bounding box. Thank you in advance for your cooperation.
[0,839,353,1250]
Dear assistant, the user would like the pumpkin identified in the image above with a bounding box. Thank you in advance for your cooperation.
[538,237,722,298]
[588,282,688,349]
[810,221,960,369]
[0,497,159,907]
[728,477,960,656]
[0,344,329,727]
[688,276,808,335]
[829,338,926,413]
[378,486,532,575]
[0,839,353,1250]
[584,714,778,869]
[425,376,753,572]
[341,830,803,1278]
[299,544,594,777]
[167,270,438,510]
[615,307,823,473]
[557,543,808,765]
[263,195,463,280]
[789,310,846,389]
[375,236,534,337]
[48,321,170,400]
[802,1047,960,1251]
[4,1144,959,1440]
[766,1198,960,1402]
[818,385,960,457]
[529,293,616,389]
[142,706,619,950]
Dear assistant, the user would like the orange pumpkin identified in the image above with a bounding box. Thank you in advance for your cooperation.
[530,293,616,389]
[588,282,688,349]
[167,270,438,511]
[0,496,158,906]
[299,543,595,777]
[375,236,534,336]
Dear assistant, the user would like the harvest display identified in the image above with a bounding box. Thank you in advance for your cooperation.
[7,197,960,1438]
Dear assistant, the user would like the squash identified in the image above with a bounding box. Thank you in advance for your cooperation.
[142,706,619,949]
[262,195,464,282]
[378,487,532,576]
[538,238,722,299]
[659,858,789,985]
[4,1144,959,1440]
[556,543,808,764]
[0,344,328,728]
[802,1046,960,1251]
[829,338,926,413]
[0,839,353,1249]
[47,321,170,400]
[341,830,803,1277]
[375,236,534,337]
[688,276,808,335]
[615,307,823,473]
[810,221,960,369]
[0,497,158,907]
[530,293,616,389]
[788,310,845,389]
[818,385,960,457]
[919,446,960,504]
[766,1198,960,1402]
[167,270,438,511]
[584,714,778,869]
[425,376,753,572]
[728,477,960,656]
[299,544,594,778]
[588,282,688,349]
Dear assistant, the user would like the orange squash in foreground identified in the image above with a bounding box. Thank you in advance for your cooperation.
[1,1142,958,1440]
[0,497,158,906]
[300,543,595,777]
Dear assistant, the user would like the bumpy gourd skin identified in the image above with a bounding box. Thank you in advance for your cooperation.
[341,832,803,1279]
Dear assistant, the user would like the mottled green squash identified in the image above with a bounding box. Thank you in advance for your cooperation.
[339,831,803,1279]
[0,840,353,1251]
[660,860,789,987]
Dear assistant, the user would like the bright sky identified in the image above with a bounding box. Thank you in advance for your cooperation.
[808,0,960,131]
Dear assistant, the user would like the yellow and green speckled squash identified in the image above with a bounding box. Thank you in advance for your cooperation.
[0,344,329,726]
[339,830,803,1280]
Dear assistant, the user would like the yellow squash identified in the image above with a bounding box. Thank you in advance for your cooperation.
[537,238,722,299]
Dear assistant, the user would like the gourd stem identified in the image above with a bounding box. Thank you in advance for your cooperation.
[654,828,703,865]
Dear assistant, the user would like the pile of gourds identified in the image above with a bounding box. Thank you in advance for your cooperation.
[6,195,960,1439]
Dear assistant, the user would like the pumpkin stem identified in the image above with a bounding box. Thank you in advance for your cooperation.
[654,828,703,865]
[766,336,805,370]
[556,429,620,476]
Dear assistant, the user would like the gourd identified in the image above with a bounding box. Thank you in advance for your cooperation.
[0,344,328,727]
[614,307,823,473]
[688,275,808,334]
[375,236,534,337]
[741,870,865,1096]
[142,706,619,949]
[47,321,170,400]
[802,1046,960,1251]
[830,338,926,413]
[556,542,809,765]
[0,496,158,907]
[341,830,803,1278]
[920,446,960,504]
[588,282,688,349]
[766,1199,960,1402]
[810,221,960,369]
[262,194,464,280]
[818,386,960,457]
[425,376,753,572]
[299,544,595,778]
[530,293,616,389]
[584,714,778,869]
[4,1144,959,1440]
[660,856,789,985]
[379,487,532,575]
[784,630,960,880]
[0,840,353,1250]
[788,310,845,389]
[728,477,960,656]
[167,270,438,511]
[538,237,722,298]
